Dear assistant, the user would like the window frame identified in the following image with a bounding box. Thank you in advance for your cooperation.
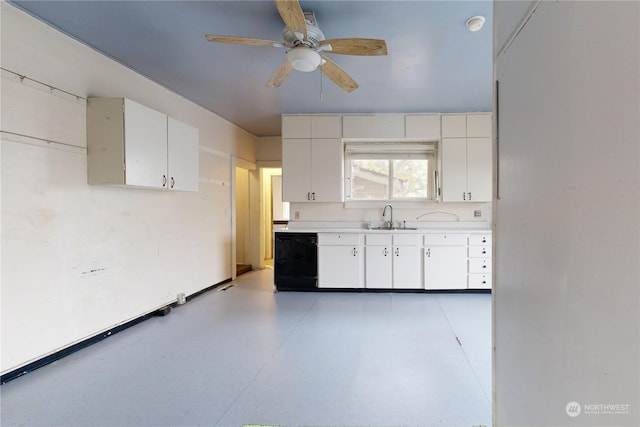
[344,140,439,203]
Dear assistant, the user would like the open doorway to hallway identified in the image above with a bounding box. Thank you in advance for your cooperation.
[235,166,251,276]
[261,167,288,269]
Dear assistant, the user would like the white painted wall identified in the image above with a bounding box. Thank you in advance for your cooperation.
[0,3,256,374]
[494,1,639,426]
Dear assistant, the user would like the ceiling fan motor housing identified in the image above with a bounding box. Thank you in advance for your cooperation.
[282,12,325,47]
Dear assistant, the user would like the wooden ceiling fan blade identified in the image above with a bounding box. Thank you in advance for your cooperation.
[205,34,283,47]
[319,55,359,93]
[274,0,307,40]
[320,38,388,56]
[266,61,294,87]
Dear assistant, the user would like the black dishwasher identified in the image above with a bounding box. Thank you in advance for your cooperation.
[274,232,318,291]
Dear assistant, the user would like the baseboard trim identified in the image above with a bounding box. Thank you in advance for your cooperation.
[1,277,233,384]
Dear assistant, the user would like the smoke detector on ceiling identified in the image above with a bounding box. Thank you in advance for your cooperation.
[466,16,486,32]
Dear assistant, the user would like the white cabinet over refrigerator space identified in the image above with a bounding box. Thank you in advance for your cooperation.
[87,97,199,191]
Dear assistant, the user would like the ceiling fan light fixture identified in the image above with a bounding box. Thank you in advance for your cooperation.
[286,47,321,72]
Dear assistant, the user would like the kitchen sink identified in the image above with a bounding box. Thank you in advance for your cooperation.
[368,226,418,231]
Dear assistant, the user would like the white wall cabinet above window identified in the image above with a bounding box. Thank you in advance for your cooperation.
[342,115,405,139]
[87,98,199,191]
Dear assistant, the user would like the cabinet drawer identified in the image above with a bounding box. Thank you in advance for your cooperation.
[318,233,361,246]
[424,234,467,246]
[469,234,492,245]
[469,258,492,273]
[468,274,492,289]
[469,246,491,258]
[365,234,392,246]
[393,234,421,246]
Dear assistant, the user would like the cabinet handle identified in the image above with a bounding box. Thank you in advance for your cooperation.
[383,247,388,256]
[170,177,175,189]
[482,249,487,255]
[426,248,431,257]
[395,248,400,257]
[162,175,167,187]
[352,248,358,256]
[482,264,487,269]
[307,192,310,200]
[312,192,316,201]
[463,192,466,201]
[468,192,472,200]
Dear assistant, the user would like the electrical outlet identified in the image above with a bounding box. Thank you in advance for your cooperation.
[294,211,300,219]
[474,210,482,218]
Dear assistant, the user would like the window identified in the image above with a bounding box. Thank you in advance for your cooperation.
[345,141,437,201]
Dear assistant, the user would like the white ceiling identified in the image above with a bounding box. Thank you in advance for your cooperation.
[9,1,494,137]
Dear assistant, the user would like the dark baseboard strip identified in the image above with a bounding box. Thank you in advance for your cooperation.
[1,277,232,385]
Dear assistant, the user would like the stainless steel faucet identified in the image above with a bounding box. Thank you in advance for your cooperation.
[382,204,393,229]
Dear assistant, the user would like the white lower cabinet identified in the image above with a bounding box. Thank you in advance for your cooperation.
[468,233,492,289]
[316,231,491,291]
[318,233,363,288]
[364,234,422,289]
[364,235,392,289]
[424,234,468,289]
[391,234,423,289]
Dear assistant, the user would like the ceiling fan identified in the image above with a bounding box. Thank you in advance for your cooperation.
[205,0,387,92]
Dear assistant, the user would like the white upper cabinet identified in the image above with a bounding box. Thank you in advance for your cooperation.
[122,98,168,188]
[441,113,492,202]
[342,115,404,139]
[87,97,199,191]
[466,114,492,137]
[405,114,441,139]
[282,115,343,202]
[281,138,343,202]
[442,113,491,137]
[282,115,341,138]
[167,117,199,191]
[311,115,342,138]
[282,115,312,138]
[441,114,468,138]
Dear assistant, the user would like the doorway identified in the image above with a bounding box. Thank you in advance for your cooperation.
[235,166,251,276]
[261,167,288,267]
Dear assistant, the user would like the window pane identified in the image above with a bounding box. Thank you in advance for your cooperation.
[392,159,429,198]
[351,159,389,200]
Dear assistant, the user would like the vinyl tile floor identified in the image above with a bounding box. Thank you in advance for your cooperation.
[0,269,492,427]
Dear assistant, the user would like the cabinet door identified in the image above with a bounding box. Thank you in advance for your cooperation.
[311,116,342,138]
[441,115,467,137]
[466,137,492,201]
[365,246,392,289]
[393,246,423,289]
[282,138,312,202]
[318,245,363,288]
[466,114,492,137]
[167,117,199,192]
[282,115,311,138]
[424,246,467,289]
[310,139,343,202]
[123,98,167,188]
[405,114,441,139]
[342,115,404,138]
[441,138,468,202]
